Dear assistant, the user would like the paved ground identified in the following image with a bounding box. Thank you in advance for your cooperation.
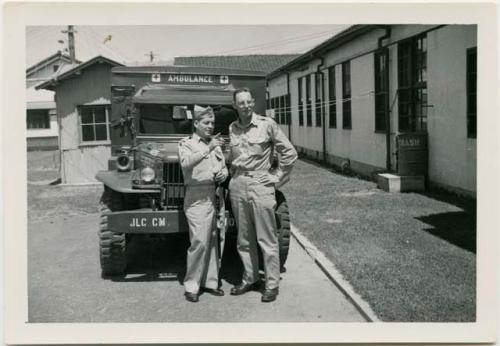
[28,214,366,323]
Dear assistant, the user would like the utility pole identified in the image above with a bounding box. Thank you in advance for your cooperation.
[61,25,77,63]
[145,51,157,63]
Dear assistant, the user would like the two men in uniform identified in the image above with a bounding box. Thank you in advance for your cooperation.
[179,88,297,303]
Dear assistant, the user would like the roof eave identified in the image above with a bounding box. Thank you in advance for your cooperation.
[26,51,78,76]
[266,25,378,79]
[35,55,123,90]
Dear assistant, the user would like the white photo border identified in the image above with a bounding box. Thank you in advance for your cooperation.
[3,1,498,344]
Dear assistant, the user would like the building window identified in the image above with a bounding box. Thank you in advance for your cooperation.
[467,47,477,138]
[328,66,337,128]
[306,74,312,127]
[315,72,322,127]
[398,35,428,132]
[279,95,285,125]
[342,61,352,129]
[285,94,292,125]
[374,49,388,132]
[270,96,290,125]
[271,97,280,124]
[298,78,304,126]
[79,105,110,142]
[277,97,282,124]
[27,109,50,129]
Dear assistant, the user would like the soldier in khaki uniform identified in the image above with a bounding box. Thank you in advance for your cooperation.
[228,88,298,303]
[178,106,228,303]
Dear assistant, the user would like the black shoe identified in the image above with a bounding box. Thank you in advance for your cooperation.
[261,288,279,302]
[202,287,225,296]
[230,282,259,296]
[184,292,199,303]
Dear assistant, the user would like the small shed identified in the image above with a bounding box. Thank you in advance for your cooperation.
[26,51,76,151]
[37,55,124,184]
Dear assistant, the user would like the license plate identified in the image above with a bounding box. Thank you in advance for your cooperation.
[107,210,188,234]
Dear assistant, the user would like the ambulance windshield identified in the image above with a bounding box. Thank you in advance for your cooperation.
[137,104,238,136]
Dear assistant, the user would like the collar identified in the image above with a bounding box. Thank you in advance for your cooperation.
[192,133,209,144]
[235,113,259,129]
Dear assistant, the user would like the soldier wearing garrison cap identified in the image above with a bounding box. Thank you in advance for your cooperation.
[228,87,298,303]
[178,105,228,303]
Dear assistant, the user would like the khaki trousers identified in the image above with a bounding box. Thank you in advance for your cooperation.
[183,185,219,294]
[229,173,280,290]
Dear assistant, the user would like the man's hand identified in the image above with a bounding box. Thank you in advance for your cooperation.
[208,133,225,151]
[257,173,280,185]
[215,169,228,184]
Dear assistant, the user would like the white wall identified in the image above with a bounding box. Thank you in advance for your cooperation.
[62,145,110,183]
[349,54,386,168]
[289,61,324,152]
[427,25,476,194]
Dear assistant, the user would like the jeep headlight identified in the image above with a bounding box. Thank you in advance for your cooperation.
[116,154,132,172]
[140,167,155,183]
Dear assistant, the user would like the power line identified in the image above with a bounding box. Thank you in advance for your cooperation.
[214,29,339,55]
[268,90,376,114]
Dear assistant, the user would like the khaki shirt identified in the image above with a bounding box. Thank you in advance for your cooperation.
[229,114,298,176]
[178,133,227,186]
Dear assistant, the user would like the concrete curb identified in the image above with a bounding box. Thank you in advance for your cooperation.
[290,224,381,322]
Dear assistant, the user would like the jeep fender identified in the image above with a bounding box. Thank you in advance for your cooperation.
[95,170,159,194]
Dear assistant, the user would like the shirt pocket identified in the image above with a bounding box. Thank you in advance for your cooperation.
[247,135,270,156]
[229,136,242,157]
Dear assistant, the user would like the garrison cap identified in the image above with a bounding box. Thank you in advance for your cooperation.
[194,105,214,121]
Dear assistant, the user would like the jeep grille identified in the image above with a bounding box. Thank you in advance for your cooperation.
[163,162,184,209]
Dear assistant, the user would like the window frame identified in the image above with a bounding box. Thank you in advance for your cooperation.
[397,34,428,132]
[374,49,389,133]
[279,95,286,125]
[271,97,278,124]
[78,104,111,146]
[27,109,50,129]
[328,65,337,128]
[298,78,304,126]
[342,61,352,130]
[315,72,322,127]
[466,47,477,139]
[306,74,312,127]
[285,94,291,125]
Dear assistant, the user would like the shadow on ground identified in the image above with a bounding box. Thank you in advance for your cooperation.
[417,211,476,254]
[415,188,476,254]
[108,234,243,285]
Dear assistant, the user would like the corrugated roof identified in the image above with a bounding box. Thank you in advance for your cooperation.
[174,54,300,74]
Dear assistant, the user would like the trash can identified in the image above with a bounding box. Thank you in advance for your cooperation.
[396,132,428,176]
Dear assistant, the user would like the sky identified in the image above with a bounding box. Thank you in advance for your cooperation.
[26,25,348,67]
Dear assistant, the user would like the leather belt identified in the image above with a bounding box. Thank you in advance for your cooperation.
[233,169,268,177]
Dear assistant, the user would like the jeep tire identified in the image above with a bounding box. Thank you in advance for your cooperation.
[275,190,291,271]
[99,187,127,277]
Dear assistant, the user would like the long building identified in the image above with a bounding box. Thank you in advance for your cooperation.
[266,25,477,197]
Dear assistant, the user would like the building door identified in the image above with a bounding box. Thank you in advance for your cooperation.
[397,35,428,133]
[396,34,429,176]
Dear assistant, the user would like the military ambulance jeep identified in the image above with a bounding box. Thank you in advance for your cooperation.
[96,66,291,277]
